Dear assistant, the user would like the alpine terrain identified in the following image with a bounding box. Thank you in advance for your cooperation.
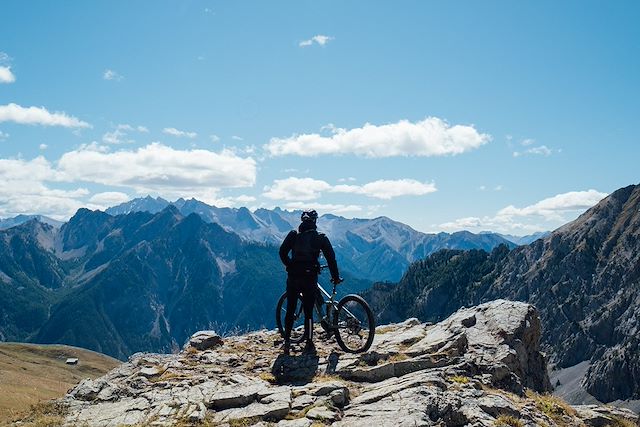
[368,184,640,407]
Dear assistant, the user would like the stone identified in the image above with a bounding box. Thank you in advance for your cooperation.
[306,405,340,422]
[186,330,223,351]
[139,366,163,378]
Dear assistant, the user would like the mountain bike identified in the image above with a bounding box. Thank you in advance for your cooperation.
[275,266,375,353]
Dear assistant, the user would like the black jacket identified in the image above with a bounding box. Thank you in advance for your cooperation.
[279,222,340,281]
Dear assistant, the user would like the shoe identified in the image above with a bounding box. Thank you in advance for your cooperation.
[283,339,290,356]
[303,340,316,354]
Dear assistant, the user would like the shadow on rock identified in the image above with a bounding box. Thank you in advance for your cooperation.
[271,353,319,385]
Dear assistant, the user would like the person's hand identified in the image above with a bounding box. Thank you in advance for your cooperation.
[331,277,343,284]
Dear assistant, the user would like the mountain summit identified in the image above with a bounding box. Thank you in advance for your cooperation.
[29,300,637,427]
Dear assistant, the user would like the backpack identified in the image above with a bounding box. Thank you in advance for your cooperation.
[290,229,323,275]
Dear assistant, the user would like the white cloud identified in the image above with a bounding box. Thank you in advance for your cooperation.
[232,135,243,141]
[39,143,48,150]
[88,191,131,208]
[102,124,147,144]
[266,117,490,158]
[439,189,608,235]
[103,69,123,81]
[332,179,437,199]
[163,127,197,138]
[0,66,16,84]
[234,195,256,203]
[513,144,555,157]
[0,103,91,128]
[263,177,437,201]
[263,178,332,201]
[58,143,256,197]
[497,189,608,220]
[521,138,535,146]
[210,134,220,142]
[0,130,9,141]
[0,142,257,219]
[283,202,362,214]
[299,35,334,47]
[0,156,87,220]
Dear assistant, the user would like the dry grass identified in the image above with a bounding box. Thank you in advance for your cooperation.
[606,416,638,427]
[525,390,576,426]
[375,326,395,334]
[494,414,524,427]
[259,372,277,384]
[448,375,470,384]
[7,400,69,427]
[0,343,119,424]
[312,373,343,383]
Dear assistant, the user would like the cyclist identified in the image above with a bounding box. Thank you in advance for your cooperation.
[279,209,342,355]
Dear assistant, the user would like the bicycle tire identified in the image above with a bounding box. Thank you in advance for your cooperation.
[275,292,306,344]
[334,294,375,353]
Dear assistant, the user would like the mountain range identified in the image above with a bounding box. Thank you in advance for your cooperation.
[107,196,523,281]
[0,199,515,360]
[367,183,640,406]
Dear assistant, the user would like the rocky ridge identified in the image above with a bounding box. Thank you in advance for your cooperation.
[53,300,638,426]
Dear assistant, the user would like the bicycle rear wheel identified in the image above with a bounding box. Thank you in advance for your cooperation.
[334,294,375,353]
[275,292,306,344]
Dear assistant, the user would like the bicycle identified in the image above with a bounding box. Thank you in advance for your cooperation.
[275,266,375,353]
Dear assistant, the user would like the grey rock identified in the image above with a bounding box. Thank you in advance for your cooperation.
[186,330,223,351]
[49,301,639,427]
[306,405,340,422]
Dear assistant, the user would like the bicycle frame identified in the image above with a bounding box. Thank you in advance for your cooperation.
[291,281,359,329]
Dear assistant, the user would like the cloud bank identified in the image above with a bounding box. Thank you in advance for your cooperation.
[263,177,436,201]
[439,189,608,234]
[266,117,490,158]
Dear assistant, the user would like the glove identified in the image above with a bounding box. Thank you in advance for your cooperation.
[331,277,343,284]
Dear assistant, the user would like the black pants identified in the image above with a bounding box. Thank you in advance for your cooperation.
[284,275,317,343]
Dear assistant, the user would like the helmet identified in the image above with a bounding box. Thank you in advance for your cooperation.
[301,209,318,222]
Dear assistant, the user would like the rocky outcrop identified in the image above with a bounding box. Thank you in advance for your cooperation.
[51,300,639,426]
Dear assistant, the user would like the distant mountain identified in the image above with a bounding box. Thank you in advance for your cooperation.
[107,197,516,281]
[0,214,63,230]
[367,184,640,404]
[104,195,170,215]
[492,231,550,245]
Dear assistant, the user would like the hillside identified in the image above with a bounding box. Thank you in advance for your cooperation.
[0,343,118,423]
[16,300,639,426]
[368,183,640,404]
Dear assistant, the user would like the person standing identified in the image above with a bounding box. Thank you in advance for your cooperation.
[279,210,342,355]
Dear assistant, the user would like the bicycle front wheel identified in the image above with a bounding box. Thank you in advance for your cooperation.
[334,294,375,353]
[275,292,306,344]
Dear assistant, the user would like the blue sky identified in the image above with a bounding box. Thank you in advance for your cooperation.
[1,1,638,235]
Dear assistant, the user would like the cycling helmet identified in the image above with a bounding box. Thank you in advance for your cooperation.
[301,209,318,222]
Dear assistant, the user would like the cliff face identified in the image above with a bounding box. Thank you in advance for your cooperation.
[49,300,638,426]
[369,184,640,403]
